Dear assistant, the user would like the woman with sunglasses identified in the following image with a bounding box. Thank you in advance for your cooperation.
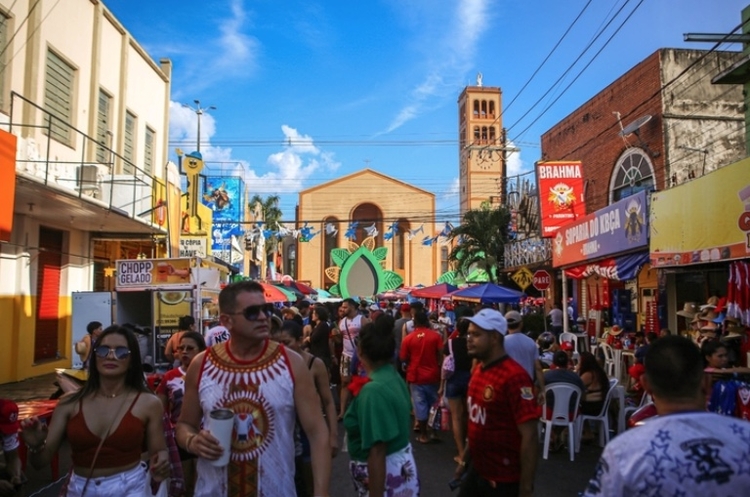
[20,326,170,495]
[157,331,206,496]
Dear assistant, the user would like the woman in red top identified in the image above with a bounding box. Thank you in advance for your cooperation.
[20,326,169,495]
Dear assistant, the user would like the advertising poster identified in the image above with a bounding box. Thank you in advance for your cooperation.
[180,236,208,258]
[153,290,192,327]
[552,191,648,267]
[115,258,192,288]
[536,161,587,237]
[650,158,750,267]
[203,176,245,271]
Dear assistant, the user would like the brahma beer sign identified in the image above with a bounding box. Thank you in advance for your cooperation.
[536,161,586,237]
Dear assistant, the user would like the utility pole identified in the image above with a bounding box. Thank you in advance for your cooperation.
[182,99,216,152]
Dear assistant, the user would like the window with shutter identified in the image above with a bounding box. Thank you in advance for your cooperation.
[123,111,136,173]
[35,227,63,361]
[95,89,111,163]
[144,126,155,175]
[43,50,75,145]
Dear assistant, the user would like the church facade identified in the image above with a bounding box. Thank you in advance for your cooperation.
[296,169,444,290]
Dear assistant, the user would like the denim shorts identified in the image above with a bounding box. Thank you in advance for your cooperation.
[445,370,471,400]
[410,383,439,421]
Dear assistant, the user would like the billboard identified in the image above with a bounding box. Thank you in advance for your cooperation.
[536,161,586,237]
[203,176,245,270]
[650,158,750,267]
[552,190,648,268]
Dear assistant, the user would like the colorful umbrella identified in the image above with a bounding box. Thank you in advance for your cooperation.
[450,283,524,304]
[281,280,318,295]
[259,282,296,303]
[410,283,458,300]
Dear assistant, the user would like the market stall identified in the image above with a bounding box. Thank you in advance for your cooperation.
[70,257,229,369]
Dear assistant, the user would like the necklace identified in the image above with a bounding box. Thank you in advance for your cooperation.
[99,390,124,399]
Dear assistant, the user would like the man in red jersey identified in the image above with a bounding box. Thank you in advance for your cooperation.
[454,308,538,497]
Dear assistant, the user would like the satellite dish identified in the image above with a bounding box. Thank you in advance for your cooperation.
[619,115,652,137]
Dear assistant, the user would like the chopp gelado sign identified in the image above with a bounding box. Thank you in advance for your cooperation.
[115,259,192,288]
[552,191,648,267]
[117,260,154,286]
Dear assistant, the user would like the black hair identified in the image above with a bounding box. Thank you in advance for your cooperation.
[456,317,471,337]
[700,339,727,368]
[646,335,704,400]
[410,301,424,311]
[358,314,395,363]
[552,350,569,368]
[65,325,148,404]
[219,280,265,314]
[343,298,358,308]
[578,351,609,396]
[86,321,102,334]
[413,311,430,328]
[296,300,311,309]
[454,305,473,321]
[312,305,329,323]
[180,331,207,351]
[178,315,196,330]
[645,332,658,343]
[280,319,304,341]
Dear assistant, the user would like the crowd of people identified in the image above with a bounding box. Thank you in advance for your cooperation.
[4,285,750,496]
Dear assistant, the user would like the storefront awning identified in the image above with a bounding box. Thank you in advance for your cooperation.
[564,251,650,281]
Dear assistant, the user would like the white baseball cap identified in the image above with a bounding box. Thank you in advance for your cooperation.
[465,308,508,336]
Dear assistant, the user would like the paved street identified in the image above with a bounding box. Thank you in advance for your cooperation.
[5,374,602,496]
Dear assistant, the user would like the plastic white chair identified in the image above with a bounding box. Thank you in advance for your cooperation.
[600,343,616,378]
[540,383,582,461]
[623,391,652,425]
[576,378,618,451]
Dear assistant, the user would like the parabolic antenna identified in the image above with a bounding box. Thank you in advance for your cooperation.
[619,115,652,137]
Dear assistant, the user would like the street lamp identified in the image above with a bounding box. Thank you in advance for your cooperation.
[182,99,216,152]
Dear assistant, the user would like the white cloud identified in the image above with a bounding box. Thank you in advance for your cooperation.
[382,0,492,133]
[168,102,340,199]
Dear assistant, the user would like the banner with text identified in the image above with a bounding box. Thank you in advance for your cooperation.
[116,258,192,289]
[552,190,648,267]
[180,236,208,258]
[650,158,750,267]
[536,161,587,237]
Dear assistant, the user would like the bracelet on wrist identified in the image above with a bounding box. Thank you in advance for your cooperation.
[26,440,46,454]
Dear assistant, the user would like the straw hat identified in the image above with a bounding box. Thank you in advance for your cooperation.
[700,321,718,333]
[724,324,745,339]
[699,296,720,311]
[677,302,698,318]
[610,325,624,336]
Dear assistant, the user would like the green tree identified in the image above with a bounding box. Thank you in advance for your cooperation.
[447,202,511,284]
[249,194,283,258]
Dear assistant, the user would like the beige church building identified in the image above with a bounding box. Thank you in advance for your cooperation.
[297,169,445,289]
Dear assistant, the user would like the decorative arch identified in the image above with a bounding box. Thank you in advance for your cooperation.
[351,202,383,246]
[609,148,655,203]
[473,100,480,116]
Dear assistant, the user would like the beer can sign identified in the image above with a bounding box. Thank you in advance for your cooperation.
[532,270,551,291]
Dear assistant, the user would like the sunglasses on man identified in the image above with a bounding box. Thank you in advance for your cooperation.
[94,346,131,360]
[226,303,275,321]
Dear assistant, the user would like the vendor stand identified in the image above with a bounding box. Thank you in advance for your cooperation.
[70,257,231,370]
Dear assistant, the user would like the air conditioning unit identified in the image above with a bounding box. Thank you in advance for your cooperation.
[76,164,101,197]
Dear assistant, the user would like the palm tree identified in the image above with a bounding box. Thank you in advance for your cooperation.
[447,202,511,283]
[249,194,283,258]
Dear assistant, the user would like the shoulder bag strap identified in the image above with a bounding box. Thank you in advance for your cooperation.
[80,392,133,496]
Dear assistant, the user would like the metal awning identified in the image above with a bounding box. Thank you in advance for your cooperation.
[712,53,750,85]
[14,173,166,236]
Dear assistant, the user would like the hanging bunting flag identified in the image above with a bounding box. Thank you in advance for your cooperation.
[439,222,454,238]
[325,223,338,236]
[406,224,424,241]
[364,223,379,238]
[383,221,400,241]
[345,222,360,240]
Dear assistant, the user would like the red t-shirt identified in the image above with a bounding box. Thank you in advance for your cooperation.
[467,355,539,483]
[156,367,186,425]
[399,327,442,384]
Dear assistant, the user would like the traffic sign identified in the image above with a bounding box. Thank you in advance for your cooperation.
[532,270,551,291]
[511,267,534,291]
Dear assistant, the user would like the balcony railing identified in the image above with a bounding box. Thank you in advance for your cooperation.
[7,91,165,222]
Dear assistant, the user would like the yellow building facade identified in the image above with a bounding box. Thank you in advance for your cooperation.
[297,169,444,290]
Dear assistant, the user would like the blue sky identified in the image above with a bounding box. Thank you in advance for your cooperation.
[106,0,746,223]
